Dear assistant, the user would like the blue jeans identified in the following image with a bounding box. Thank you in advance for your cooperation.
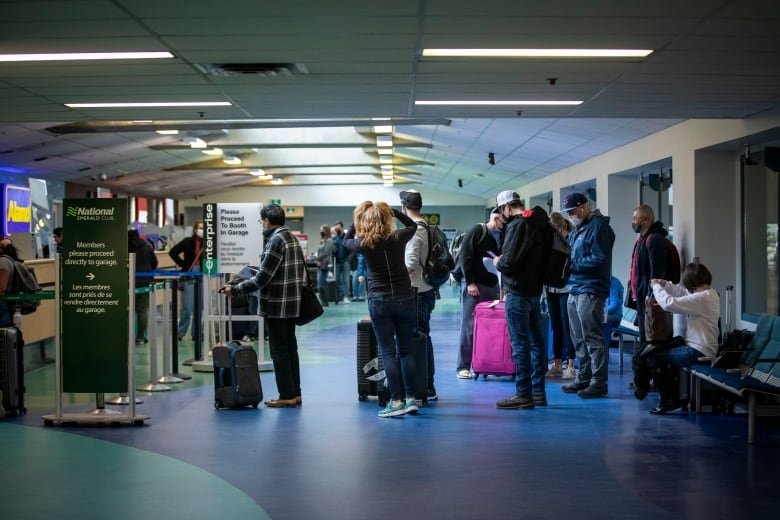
[368,294,416,401]
[567,293,607,387]
[352,271,366,300]
[457,282,500,370]
[177,269,201,337]
[505,293,546,397]
[334,260,350,299]
[416,289,436,387]
[547,290,574,361]
[317,267,330,304]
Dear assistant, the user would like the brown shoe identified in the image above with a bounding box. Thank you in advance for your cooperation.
[295,395,302,405]
[264,397,298,408]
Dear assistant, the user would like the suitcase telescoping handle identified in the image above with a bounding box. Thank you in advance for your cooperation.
[725,285,734,333]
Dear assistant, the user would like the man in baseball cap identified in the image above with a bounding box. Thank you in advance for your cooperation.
[399,190,422,211]
[560,191,616,399]
[495,190,523,224]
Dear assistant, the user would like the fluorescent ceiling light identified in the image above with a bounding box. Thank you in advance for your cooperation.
[376,135,393,147]
[415,100,582,106]
[65,101,231,108]
[249,169,266,176]
[380,165,393,174]
[201,148,223,156]
[182,136,207,149]
[379,156,393,164]
[377,147,394,155]
[383,180,394,186]
[223,155,241,165]
[271,177,283,185]
[373,125,393,134]
[422,48,653,58]
[156,129,179,135]
[0,51,174,62]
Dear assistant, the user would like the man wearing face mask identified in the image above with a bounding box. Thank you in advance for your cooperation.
[223,204,306,408]
[627,204,671,399]
[560,192,615,398]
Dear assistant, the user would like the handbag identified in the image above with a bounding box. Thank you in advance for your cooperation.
[644,294,673,344]
[296,248,324,326]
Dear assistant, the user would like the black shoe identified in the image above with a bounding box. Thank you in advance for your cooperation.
[649,401,682,415]
[427,386,438,401]
[577,384,608,398]
[496,394,535,409]
[532,393,548,406]
[633,386,649,400]
[562,381,589,393]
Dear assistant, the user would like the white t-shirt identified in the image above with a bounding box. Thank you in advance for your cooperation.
[652,281,720,359]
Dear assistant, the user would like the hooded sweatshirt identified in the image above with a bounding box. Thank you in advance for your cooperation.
[496,206,550,297]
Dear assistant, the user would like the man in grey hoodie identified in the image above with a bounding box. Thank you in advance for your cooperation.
[560,193,615,398]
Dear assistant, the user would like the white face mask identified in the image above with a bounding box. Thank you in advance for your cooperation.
[195,229,204,239]
[569,214,582,227]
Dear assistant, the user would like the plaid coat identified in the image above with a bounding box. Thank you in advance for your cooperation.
[235,226,305,319]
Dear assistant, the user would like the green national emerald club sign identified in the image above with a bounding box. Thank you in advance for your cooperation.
[61,198,129,393]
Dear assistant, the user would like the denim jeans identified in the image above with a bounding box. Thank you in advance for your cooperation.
[457,282,500,371]
[266,317,300,400]
[505,293,546,397]
[317,267,330,304]
[547,290,574,361]
[334,260,351,299]
[567,292,608,387]
[368,294,416,401]
[177,268,201,337]
[416,289,436,387]
[352,271,366,300]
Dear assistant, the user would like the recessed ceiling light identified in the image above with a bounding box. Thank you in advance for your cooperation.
[271,177,283,185]
[182,137,207,149]
[201,148,223,156]
[156,129,180,135]
[65,101,231,108]
[249,168,266,176]
[373,125,393,134]
[415,100,582,106]
[0,51,174,62]
[223,155,241,165]
[377,147,394,155]
[422,48,653,58]
[376,135,393,147]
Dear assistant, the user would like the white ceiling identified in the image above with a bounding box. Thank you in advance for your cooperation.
[1,0,779,200]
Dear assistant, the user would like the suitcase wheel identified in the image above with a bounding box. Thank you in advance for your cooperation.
[358,394,368,401]
[252,403,259,408]
[214,401,222,409]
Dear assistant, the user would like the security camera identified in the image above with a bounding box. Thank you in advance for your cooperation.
[488,152,495,166]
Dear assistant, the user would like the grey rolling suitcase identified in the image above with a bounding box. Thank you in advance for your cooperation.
[0,327,25,417]
[357,318,389,406]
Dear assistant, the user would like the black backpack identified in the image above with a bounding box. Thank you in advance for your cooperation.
[541,225,572,289]
[450,223,486,283]
[3,255,42,314]
[418,221,455,288]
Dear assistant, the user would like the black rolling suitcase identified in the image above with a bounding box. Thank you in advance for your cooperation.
[213,341,263,409]
[213,290,263,409]
[357,318,389,406]
[408,329,429,405]
[0,326,25,417]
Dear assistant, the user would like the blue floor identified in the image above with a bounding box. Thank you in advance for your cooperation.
[2,289,780,519]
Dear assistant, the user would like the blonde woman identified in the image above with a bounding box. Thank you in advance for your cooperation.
[344,201,419,417]
[546,212,576,378]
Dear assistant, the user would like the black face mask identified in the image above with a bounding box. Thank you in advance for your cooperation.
[631,222,642,234]
[262,228,273,239]
[320,232,327,238]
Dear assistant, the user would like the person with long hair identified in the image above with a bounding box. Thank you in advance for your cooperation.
[169,220,203,340]
[545,212,576,379]
[344,201,419,417]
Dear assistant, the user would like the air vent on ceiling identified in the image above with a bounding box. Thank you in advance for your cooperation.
[195,62,309,77]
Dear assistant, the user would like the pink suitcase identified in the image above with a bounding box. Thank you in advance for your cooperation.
[471,300,516,379]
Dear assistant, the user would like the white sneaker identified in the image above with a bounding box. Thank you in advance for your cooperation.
[562,366,576,379]
[342,297,351,304]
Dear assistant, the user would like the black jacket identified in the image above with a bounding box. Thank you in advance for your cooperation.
[129,236,158,286]
[496,206,550,297]
[169,235,201,272]
[629,221,670,303]
[460,223,500,287]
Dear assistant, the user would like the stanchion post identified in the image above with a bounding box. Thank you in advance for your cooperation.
[159,279,183,384]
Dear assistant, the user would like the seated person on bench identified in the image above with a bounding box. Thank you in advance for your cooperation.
[643,262,720,415]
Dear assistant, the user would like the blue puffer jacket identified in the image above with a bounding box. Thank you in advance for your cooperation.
[568,209,615,299]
